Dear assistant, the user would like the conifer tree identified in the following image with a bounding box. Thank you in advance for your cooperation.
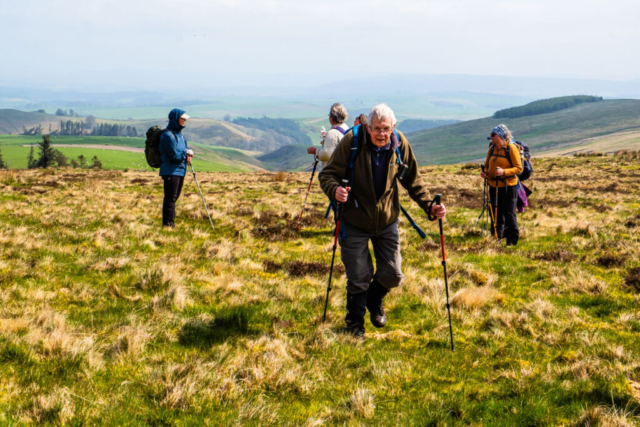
[0,145,7,169]
[91,155,102,169]
[78,154,88,168]
[36,135,56,168]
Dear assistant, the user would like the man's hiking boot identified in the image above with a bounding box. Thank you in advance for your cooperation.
[366,280,389,328]
[345,292,366,341]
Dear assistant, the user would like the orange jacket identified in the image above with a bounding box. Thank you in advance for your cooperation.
[484,142,523,187]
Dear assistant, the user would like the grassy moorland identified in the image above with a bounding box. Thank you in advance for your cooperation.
[0,153,640,425]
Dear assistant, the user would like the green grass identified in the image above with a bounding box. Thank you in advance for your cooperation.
[0,135,262,172]
[0,154,639,424]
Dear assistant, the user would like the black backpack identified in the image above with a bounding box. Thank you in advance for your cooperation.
[145,126,165,168]
[508,141,533,181]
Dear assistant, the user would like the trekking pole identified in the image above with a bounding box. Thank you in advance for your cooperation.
[492,177,500,241]
[296,156,319,231]
[434,194,454,351]
[475,165,489,232]
[189,162,215,231]
[322,179,348,323]
[474,178,489,231]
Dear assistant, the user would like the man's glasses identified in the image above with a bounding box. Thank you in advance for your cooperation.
[371,127,392,135]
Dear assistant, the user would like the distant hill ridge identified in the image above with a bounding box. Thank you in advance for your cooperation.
[408,99,640,165]
[493,95,603,119]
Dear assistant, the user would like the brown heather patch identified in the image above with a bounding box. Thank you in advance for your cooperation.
[263,260,344,277]
[130,178,150,185]
[417,239,439,251]
[625,268,640,292]
[295,208,328,228]
[233,206,255,216]
[595,253,627,268]
[534,249,576,263]
[252,211,297,240]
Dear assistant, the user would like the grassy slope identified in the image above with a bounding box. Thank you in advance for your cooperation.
[540,131,640,157]
[257,144,316,172]
[0,109,84,135]
[408,99,640,164]
[0,155,639,425]
[0,135,263,172]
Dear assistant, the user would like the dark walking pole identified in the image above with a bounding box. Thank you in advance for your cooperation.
[435,194,454,351]
[189,162,215,231]
[296,156,319,231]
[475,166,490,232]
[491,177,500,241]
[322,179,348,323]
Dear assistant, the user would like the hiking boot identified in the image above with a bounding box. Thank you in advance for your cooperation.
[345,292,367,340]
[366,280,389,328]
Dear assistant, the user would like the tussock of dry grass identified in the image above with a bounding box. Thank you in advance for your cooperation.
[451,286,504,309]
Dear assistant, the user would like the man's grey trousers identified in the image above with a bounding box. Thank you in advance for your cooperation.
[338,220,404,294]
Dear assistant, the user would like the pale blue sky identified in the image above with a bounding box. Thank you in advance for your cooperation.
[2,0,639,90]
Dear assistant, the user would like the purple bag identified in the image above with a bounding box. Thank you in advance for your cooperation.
[517,183,532,213]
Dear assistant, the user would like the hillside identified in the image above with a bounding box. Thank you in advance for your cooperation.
[0,109,308,155]
[257,144,315,172]
[1,154,640,425]
[0,109,84,135]
[408,99,640,164]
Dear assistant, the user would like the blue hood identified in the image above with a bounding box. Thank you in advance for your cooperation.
[167,108,186,133]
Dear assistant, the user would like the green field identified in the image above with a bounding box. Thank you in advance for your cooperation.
[0,135,262,172]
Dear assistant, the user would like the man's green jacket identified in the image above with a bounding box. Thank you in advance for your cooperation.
[319,128,433,235]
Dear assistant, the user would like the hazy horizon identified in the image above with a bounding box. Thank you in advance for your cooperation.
[2,0,640,92]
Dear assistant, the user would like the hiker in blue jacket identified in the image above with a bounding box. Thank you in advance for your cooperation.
[159,108,194,227]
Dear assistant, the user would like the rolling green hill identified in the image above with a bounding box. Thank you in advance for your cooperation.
[0,109,310,155]
[407,99,640,164]
[257,144,315,172]
[0,109,84,135]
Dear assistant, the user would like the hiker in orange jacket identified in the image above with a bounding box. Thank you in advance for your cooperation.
[481,124,523,246]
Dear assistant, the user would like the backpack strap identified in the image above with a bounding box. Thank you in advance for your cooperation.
[325,125,362,238]
[392,134,426,238]
[347,125,363,200]
[504,143,514,167]
[332,126,348,135]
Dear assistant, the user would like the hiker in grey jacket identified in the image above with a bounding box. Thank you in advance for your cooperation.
[319,104,446,339]
[308,103,349,170]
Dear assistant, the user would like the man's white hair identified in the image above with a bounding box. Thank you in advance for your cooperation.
[368,104,397,126]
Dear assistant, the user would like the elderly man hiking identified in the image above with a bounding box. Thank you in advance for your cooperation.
[159,108,194,228]
[319,104,446,340]
[308,103,349,170]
